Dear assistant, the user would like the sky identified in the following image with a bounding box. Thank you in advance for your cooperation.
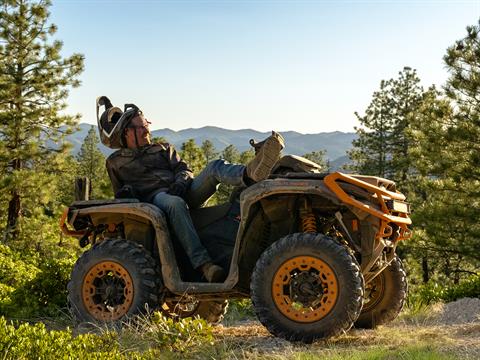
[50,0,479,134]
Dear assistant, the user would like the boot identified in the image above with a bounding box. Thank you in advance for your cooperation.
[200,262,226,283]
[246,131,285,182]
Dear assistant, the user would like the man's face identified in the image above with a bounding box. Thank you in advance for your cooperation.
[125,115,151,148]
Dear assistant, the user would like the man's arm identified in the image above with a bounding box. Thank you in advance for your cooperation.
[106,158,123,195]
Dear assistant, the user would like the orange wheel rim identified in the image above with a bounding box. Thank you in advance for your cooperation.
[272,256,339,323]
[82,261,134,321]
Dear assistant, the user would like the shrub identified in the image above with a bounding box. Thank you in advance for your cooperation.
[4,257,75,318]
[223,299,255,324]
[0,316,122,359]
[0,244,39,287]
[442,275,480,302]
[139,311,214,352]
[408,275,480,306]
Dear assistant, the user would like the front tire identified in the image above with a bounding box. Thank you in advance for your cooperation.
[355,255,407,329]
[251,233,364,343]
[68,239,162,322]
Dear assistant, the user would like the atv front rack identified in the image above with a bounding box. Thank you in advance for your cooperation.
[324,172,412,242]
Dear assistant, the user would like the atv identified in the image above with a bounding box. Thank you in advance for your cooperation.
[60,154,412,343]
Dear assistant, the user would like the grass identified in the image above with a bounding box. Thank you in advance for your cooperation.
[2,302,479,359]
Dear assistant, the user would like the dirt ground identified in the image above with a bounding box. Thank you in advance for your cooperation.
[211,298,480,359]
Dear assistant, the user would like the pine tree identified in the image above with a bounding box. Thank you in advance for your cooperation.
[76,126,111,199]
[408,20,480,280]
[201,139,218,163]
[221,144,240,164]
[0,0,84,241]
[180,139,206,175]
[349,67,425,187]
[348,80,395,177]
[302,150,327,169]
[388,67,424,184]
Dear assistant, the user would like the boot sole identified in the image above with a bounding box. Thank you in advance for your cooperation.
[250,137,283,182]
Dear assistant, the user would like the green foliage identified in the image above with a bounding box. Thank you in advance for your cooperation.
[201,139,219,163]
[0,317,122,359]
[223,299,255,324]
[302,150,327,169]
[77,126,112,200]
[0,312,214,358]
[408,275,480,307]
[180,139,206,175]
[239,149,255,165]
[407,20,480,281]
[0,0,84,240]
[7,257,75,318]
[141,312,214,352]
[349,67,425,184]
[222,144,240,164]
[0,239,77,319]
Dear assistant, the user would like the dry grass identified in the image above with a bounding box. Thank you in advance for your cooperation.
[200,319,480,359]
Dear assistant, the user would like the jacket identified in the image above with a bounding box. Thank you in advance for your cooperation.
[106,143,193,202]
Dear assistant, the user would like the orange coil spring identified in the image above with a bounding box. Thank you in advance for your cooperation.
[301,212,317,233]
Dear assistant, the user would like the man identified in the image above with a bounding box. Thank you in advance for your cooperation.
[104,104,284,283]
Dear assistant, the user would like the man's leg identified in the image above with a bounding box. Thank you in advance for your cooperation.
[152,192,211,269]
[152,192,225,282]
[186,159,246,208]
[186,131,285,208]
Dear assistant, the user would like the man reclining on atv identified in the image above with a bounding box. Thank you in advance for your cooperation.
[97,96,284,283]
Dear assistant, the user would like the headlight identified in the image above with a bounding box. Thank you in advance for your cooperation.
[386,200,411,214]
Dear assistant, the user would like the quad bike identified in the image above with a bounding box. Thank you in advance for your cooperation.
[60,155,411,343]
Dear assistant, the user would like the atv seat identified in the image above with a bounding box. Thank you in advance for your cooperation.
[270,172,329,180]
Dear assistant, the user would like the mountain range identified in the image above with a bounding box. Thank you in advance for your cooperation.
[69,123,357,168]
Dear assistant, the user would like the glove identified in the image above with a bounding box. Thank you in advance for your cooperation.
[115,185,136,199]
[168,182,187,198]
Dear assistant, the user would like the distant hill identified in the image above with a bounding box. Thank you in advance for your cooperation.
[69,124,357,169]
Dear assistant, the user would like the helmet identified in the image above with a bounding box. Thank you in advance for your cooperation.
[96,96,142,149]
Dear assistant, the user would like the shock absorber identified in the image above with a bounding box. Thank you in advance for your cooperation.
[300,197,317,233]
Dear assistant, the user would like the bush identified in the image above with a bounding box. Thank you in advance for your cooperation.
[1,256,75,319]
[0,244,39,287]
[0,316,122,359]
[408,275,480,306]
[136,311,214,352]
[223,299,255,324]
[442,275,480,302]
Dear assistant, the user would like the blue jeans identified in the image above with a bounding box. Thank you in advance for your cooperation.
[152,159,245,269]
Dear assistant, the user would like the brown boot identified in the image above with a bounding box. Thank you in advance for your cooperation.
[246,131,285,182]
[200,262,226,283]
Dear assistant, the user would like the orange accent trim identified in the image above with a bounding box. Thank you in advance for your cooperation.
[324,172,411,226]
[352,219,359,232]
[59,208,86,237]
[324,172,412,241]
[272,256,338,323]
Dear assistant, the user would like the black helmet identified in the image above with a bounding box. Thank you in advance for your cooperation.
[96,96,142,149]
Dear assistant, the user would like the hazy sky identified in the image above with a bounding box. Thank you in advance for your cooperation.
[51,0,479,133]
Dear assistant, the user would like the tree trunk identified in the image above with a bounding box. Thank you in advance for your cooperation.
[5,191,21,242]
[422,256,429,283]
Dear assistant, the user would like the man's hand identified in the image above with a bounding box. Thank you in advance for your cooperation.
[115,185,135,199]
[168,182,187,198]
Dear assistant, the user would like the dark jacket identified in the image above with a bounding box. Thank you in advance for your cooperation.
[106,143,193,202]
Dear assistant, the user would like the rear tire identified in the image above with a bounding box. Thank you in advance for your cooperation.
[161,300,228,324]
[251,233,364,343]
[68,239,162,323]
[355,255,407,329]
